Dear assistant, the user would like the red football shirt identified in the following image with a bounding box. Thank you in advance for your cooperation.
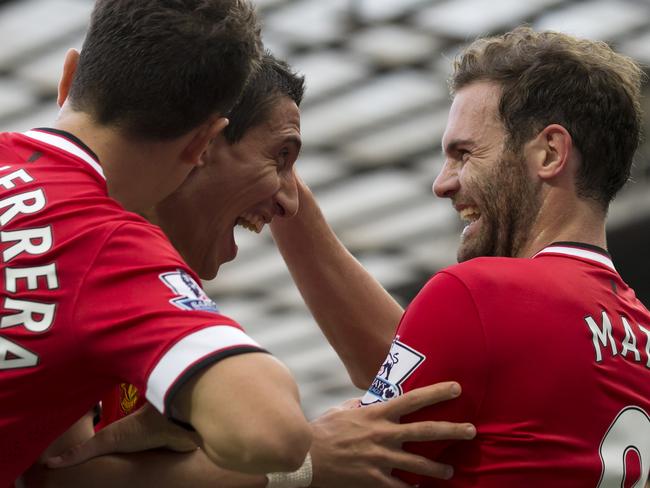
[0,129,265,485]
[362,244,650,487]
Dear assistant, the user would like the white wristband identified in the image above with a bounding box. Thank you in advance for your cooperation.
[265,452,313,488]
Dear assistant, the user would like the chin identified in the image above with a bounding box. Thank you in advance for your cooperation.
[195,261,220,281]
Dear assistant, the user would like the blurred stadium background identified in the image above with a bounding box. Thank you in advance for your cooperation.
[0,0,648,418]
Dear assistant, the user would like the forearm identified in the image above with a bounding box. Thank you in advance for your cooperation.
[271,183,403,387]
[23,450,267,488]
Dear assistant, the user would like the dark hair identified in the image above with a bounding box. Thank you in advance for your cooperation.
[451,26,645,209]
[223,50,305,144]
[69,0,262,140]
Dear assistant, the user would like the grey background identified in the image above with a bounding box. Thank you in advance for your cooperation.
[1,0,648,417]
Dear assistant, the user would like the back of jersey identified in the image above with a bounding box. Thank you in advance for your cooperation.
[366,243,650,487]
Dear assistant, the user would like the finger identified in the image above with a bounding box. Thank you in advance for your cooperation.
[378,382,461,419]
[340,398,361,409]
[47,411,153,468]
[359,469,418,488]
[390,420,476,443]
[377,450,455,480]
[46,431,112,468]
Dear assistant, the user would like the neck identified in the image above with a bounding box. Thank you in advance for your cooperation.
[53,107,193,213]
[518,191,607,258]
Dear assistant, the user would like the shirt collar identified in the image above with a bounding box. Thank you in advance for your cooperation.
[22,128,105,180]
[533,241,615,272]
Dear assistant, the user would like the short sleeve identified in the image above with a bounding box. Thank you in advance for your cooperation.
[360,271,488,484]
[73,222,266,415]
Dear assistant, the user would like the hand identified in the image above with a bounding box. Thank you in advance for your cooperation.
[46,403,199,468]
[309,382,476,488]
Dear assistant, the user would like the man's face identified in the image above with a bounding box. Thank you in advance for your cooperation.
[154,96,301,279]
[435,81,541,262]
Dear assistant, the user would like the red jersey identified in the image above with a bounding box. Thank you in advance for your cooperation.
[362,243,650,487]
[0,129,265,485]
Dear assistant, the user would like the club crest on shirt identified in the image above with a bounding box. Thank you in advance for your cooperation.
[159,269,220,314]
[119,383,139,415]
[361,337,425,406]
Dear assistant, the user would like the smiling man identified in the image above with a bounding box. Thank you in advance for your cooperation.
[28,52,474,488]
[268,26,650,486]
[0,1,319,485]
[155,75,302,280]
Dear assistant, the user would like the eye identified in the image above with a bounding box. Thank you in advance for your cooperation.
[458,149,470,163]
[277,148,291,167]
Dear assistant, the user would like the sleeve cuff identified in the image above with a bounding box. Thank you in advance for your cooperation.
[145,326,266,414]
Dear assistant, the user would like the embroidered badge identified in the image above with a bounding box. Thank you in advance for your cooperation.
[159,269,220,313]
[119,383,140,415]
[361,337,426,405]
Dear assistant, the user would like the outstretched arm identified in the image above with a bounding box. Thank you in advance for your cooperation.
[36,383,475,487]
[271,176,404,387]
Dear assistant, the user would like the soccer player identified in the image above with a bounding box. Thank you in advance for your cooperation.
[0,1,315,485]
[270,27,650,486]
[25,52,475,488]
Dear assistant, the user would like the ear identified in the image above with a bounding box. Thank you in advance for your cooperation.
[57,49,80,108]
[180,117,229,167]
[525,124,573,181]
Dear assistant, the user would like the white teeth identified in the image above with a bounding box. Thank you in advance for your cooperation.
[459,207,481,222]
[236,215,264,234]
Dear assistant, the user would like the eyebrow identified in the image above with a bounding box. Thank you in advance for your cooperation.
[442,138,473,156]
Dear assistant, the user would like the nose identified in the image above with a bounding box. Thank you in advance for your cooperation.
[432,159,460,199]
[275,172,299,218]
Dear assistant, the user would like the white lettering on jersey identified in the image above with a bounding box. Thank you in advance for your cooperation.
[0,169,33,190]
[586,311,617,362]
[0,162,58,370]
[0,336,38,369]
[639,326,650,368]
[1,226,53,262]
[1,297,56,333]
[5,263,58,292]
[621,316,641,362]
[586,311,650,366]
[0,188,46,226]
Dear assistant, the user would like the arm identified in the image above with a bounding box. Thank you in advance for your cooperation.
[25,451,267,488]
[173,352,311,474]
[271,176,403,387]
[24,406,266,488]
[41,383,475,487]
[377,272,487,485]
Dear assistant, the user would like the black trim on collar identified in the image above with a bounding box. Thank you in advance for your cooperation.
[34,127,100,163]
[550,241,611,258]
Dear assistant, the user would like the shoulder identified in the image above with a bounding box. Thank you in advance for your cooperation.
[98,218,185,268]
[437,256,546,289]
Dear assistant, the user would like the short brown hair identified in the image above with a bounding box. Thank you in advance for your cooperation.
[69,0,262,140]
[223,51,305,144]
[451,26,645,208]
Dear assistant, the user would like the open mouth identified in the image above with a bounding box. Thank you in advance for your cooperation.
[236,214,266,234]
[459,206,481,238]
[459,207,481,223]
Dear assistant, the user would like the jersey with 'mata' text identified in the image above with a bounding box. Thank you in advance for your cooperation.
[362,243,650,487]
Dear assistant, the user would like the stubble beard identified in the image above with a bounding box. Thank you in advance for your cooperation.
[457,150,541,263]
